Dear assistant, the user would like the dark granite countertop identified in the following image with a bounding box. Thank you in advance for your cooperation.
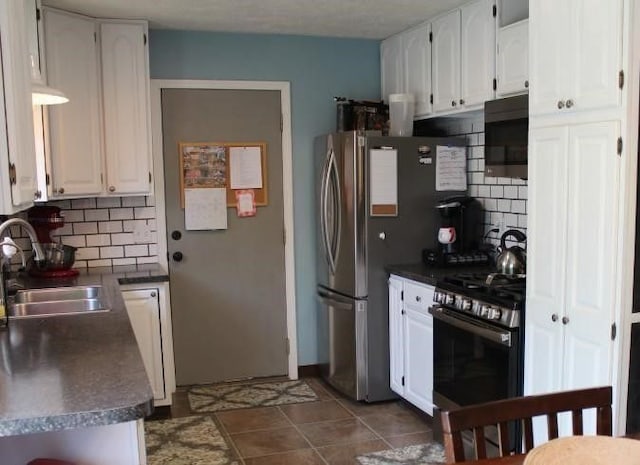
[0,264,168,437]
[386,263,493,286]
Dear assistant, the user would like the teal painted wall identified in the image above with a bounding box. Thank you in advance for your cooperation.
[149,30,381,365]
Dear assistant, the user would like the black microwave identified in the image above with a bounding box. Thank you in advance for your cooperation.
[484,95,528,179]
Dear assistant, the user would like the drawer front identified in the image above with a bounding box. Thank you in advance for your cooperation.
[403,281,435,315]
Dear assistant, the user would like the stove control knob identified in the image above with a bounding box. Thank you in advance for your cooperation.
[472,301,482,315]
[461,298,472,311]
[434,292,441,303]
[488,308,503,320]
[445,294,454,305]
[480,305,489,318]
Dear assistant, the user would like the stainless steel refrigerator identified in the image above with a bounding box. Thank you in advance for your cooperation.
[315,131,465,402]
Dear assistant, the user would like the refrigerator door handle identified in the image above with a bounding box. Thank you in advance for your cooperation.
[317,292,353,310]
[327,148,341,273]
[320,149,333,272]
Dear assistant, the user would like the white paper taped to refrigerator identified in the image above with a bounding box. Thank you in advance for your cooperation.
[370,148,398,216]
[436,145,467,191]
[184,188,228,230]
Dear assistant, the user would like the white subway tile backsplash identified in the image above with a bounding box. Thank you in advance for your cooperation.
[497,177,512,185]
[99,221,123,234]
[478,185,491,197]
[484,198,497,211]
[505,213,519,227]
[134,207,155,219]
[110,208,134,221]
[54,224,73,236]
[85,209,109,222]
[122,196,146,207]
[519,186,528,199]
[148,244,157,256]
[73,222,98,235]
[469,185,479,196]
[491,186,504,198]
[88,259,112,267]
[101,246,124,259]
[125,244,148,257]
[76,247,100,260]
[498,199,511,211]
[61,236,86,248]
[471,172,484,184]
[62,210,84,223]
[111,233,135,245]
[96,197,121,208]
[49,200,71,209]
[146,196,156,207]
[86,234,111,247]
[512,200,526,214]
[504,186,518,199]
[113,258,137,266]
[137,256,158,265]
[71,198,96,209]
[518,215,528,229]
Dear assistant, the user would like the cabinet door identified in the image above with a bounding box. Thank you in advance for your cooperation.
[122,288,165,401]
[0,0,38,211]
[528,0,571,115]
[44,8,103,196]
[496,20,529,96]
[524,125,569,397]
[460,0,495,107]
[404,308,434,415]
[403,24,431,116]
[431,10,460,113]
[101,22,151,195]
[388,276,404,395]
[381,34,404,102]
[562,121,618,392]
[569,0,622,112]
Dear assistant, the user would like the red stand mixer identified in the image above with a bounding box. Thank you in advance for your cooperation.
[27,206,79,278]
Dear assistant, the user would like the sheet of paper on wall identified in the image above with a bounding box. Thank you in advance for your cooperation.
[236,189,257,217]
[436,145,467,191]
[370,148,398,216]
[229,146,262,189]
[184,188,228,230]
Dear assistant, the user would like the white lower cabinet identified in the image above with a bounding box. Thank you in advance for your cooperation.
[389,275,435,415]
[121,283,175,406]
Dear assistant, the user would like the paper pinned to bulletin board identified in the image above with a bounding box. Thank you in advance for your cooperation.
[179,142,268,208]
[370,148,398,216]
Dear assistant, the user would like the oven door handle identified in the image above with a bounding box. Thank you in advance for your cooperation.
[429,306,512,347]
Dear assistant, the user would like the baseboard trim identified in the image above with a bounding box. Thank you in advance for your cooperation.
[298,364,320,377]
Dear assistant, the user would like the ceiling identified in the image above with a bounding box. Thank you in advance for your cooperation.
[41,0,469,40]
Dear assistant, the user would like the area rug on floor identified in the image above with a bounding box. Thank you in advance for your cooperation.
[357,442,446,465]
[188,379,319,412]
[145,415,239,465]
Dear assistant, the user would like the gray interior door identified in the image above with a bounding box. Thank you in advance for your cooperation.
[161,88,287,385]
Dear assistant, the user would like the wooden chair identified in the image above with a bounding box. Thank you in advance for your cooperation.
[440,386,612,463]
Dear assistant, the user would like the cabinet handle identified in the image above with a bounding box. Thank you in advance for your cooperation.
[150,291,157,298]
[562,316,570,325]
[557,100,565,109]
[551,313,558,322]
[565,99,574,108]
[524,80,529,88]
[109,186,116,193]
[459,99,465,105]
[451,100,457,107]
[416,296,422,302]
[34,190,42,200]
[57,187,65,194]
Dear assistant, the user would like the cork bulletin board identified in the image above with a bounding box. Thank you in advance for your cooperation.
[178,142,268,208]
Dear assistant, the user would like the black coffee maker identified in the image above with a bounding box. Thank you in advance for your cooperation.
[423,196,486,266]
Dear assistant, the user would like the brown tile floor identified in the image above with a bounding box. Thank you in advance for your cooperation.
[149,376,436,465]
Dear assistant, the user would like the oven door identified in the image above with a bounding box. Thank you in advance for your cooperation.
[430,305,521,409]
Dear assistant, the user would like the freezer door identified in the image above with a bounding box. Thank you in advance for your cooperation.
[317,286,367,400]
[315,132,367,298]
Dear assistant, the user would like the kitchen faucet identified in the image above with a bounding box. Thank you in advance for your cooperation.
[0,218,45,325]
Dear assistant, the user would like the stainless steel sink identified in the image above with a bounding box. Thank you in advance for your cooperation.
[9,285,110,318]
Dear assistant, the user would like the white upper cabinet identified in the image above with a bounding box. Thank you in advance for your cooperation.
[44,8,103,197]
[431,10,460,113]
[460,0,496,107]
[101,22,152,195]
[381,33,404,103]
[496,19,529,96]
[403,24,432,117]
[0,0,38,213]
[432,0,496,114]
[529,0,622,116]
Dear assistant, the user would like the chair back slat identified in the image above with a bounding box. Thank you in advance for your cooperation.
[522,418,534,452]
[473,427,487,459]
[572,409,583,435]
[547,412,559,439]
[440,386,612,463]
[497,421,510,456]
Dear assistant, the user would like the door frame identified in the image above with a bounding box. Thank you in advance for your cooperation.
[150,79,298,379]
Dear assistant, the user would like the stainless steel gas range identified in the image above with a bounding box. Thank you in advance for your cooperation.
[430,272,526,451]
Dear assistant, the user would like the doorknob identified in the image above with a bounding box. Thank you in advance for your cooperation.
[172,251,183,262]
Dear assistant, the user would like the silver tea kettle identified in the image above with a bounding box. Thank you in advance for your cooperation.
[495,229,527,275]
